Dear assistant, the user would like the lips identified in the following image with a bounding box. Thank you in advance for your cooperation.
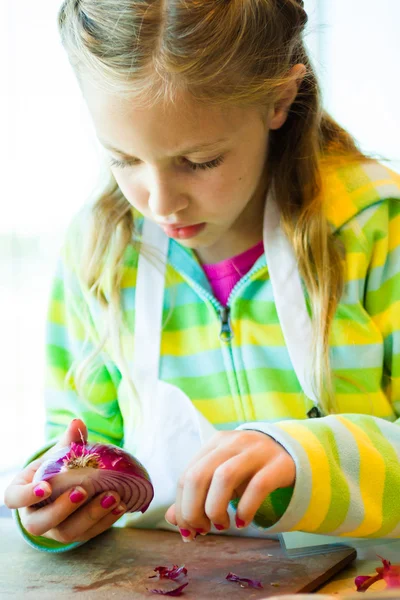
[161,222,206,240]
[166,222,196,230]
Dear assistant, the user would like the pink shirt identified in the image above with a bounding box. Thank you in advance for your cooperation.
[202,240,264,306]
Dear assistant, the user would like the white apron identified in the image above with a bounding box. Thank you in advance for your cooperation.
[119,189,320,537]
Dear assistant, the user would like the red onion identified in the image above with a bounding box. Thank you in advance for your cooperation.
[149,566,188,580]
[32,439,154,513]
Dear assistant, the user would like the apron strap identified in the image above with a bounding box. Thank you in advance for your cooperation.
[133,218,169,389]
[263,191,320,409]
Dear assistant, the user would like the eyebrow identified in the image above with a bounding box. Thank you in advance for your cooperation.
[99,137,229,158]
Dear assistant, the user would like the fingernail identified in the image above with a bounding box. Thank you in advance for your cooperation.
[179,528,195,541]
[33,483,50,498]
[112,504,125,516]
[235,515,246,528]
[195,528,206,534]
[101,494,117,509]
[179,528,192,537]
[213,523,226,531]
[69,487,86,503]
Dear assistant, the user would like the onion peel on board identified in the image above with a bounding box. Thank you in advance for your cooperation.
[355,556,400,592]
[149,566,188,580]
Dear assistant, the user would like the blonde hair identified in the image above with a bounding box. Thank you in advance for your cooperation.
[58,0,377,415]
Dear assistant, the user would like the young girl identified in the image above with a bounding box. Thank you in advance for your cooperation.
[6,0,400,554]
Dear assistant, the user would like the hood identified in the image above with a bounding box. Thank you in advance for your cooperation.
[322,160,400,232]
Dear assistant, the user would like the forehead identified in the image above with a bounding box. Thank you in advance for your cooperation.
[82,78,258,156]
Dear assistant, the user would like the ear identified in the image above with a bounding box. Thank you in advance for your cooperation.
[268,64,307,131]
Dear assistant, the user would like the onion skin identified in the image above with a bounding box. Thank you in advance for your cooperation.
[32,440,154,513]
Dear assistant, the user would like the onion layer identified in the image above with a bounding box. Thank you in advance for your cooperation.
[32,439,154,513]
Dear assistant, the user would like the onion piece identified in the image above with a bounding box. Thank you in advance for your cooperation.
[149,566,188,580]
[32,439,154,513]
[354,555,400,592]
[226,572,263,589]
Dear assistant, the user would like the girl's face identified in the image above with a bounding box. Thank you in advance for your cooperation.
[83,83,276,263]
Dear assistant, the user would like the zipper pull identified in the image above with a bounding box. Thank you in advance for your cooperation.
[307,406,323,418]
[219,306,233,342]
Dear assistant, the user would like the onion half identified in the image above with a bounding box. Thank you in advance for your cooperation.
[32,440,154,513]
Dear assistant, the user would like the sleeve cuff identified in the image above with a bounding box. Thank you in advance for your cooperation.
[12,507,84,553]
[14,441,84,553]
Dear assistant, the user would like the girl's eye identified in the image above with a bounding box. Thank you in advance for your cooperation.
[108,155,225,171]
[108,157,136,169]
[186,156,225,171]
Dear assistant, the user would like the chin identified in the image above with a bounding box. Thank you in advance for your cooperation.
[175,227,215,249]
[176,238,205,249]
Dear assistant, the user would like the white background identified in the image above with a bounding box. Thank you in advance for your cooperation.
[0,0,399,500]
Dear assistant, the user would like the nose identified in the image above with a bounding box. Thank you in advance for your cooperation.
[148,169,189,219]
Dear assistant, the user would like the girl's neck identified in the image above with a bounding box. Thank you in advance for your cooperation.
[195,178,267,264]
[196,229,264,264]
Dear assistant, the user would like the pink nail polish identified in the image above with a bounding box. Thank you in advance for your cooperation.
[101,495,117,509]
[195,528,205,534]
[179,528,192,537]
[33,485,47,498]
[235,516,246,528]
[69,489,85,503]
[214,523,226,531]
[112,505,125,515]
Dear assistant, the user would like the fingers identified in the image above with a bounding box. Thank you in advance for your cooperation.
[45,493,126,545]
[164,504,177,526]
[4,461,52,509]
[21,487,122,543]
[169,432,221,542]
[174,432,223,479]
[56,419,88,449]
[4,418,89,511]
[235,455,296,527]
[174,448,243,541]
[169,433,296,540]
[203,454,254,529]
[67,502,127,544]
[21,486,90,537]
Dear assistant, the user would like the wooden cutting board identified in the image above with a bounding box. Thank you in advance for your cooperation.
[0,518,356,598]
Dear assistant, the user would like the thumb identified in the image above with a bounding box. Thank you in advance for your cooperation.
[34,419,89,471]
[165,504,177,526]
[56,419,88,449]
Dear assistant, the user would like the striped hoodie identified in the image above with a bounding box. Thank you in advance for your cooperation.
[13,160,400,552]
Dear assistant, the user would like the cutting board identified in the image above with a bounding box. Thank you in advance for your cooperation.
[0,518,356,598]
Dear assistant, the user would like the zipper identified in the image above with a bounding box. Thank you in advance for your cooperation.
[226,264,266,307]
[219,306,233,342]
[168,258,267,422]
[186,265,266,344]
[217,261,265,343]
[169,259,267,343]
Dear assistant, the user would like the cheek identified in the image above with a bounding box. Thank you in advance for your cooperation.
[213,164,254,205]
[112,172,148,211]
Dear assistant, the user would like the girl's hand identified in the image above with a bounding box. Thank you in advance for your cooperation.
[4,419,126,545]
[165,430,295,541]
